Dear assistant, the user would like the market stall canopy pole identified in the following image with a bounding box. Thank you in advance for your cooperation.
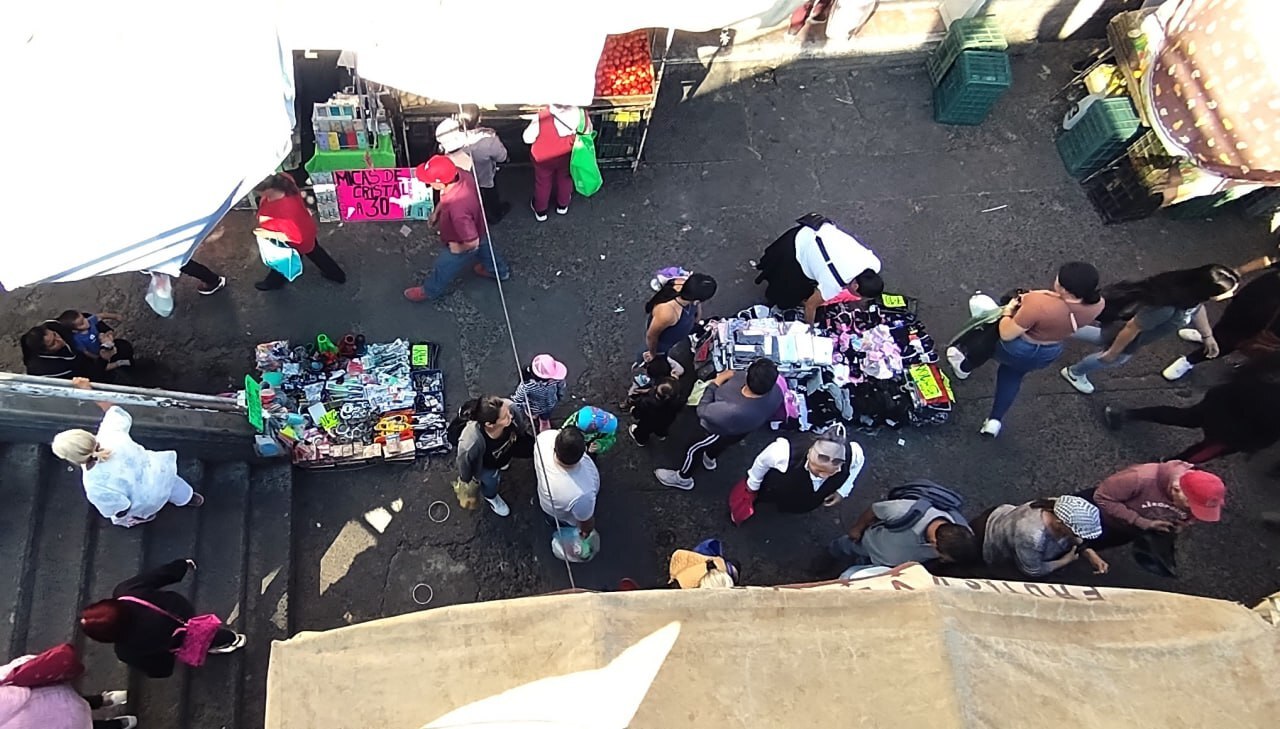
[3,2,296,291]
[1148,0,1280,182]
[276,0,805,106]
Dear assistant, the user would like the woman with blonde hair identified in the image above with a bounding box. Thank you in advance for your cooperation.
[51,379,203,528]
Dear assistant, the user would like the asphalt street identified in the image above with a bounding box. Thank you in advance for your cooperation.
[4,42,1277,632]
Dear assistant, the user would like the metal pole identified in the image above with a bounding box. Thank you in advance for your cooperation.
[0,373,244,414]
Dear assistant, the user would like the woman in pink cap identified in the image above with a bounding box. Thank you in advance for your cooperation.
[512,354,568,430]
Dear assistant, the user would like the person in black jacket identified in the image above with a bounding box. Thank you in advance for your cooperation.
[78,559,244,678]
[19,320,109,380]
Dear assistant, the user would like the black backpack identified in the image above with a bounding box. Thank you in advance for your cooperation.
[880,480,967,531]
[446,398,479,448]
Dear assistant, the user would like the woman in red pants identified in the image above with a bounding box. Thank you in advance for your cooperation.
[522,105,589,222]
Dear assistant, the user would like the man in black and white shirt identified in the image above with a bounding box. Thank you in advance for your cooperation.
[755,213,884,323]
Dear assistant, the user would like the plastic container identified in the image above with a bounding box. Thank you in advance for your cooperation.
[926,16,1008,87]
[1056,97,1142,178]
[1083,158,1161,224]
[932,50,1012,126]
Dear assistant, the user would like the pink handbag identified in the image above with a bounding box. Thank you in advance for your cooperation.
[118,596,224,667]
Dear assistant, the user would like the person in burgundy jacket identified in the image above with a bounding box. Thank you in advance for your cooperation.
[522,105,590,222]
[254,173,347,291]
[1076,461,1225,551]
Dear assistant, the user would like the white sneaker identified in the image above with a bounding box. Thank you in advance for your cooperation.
[555,205,569,215]
[100,691,128,708]
[654,468,695,490]
[979,419,1002,438]
[1060,366,1095,394]
[628,423,645,447]
[531,201,548,222]
[701,453,718,471]
[946,346,970,380]
[485,494,511,516]
[208,633,246,654]
[1177,328,1203,343]
[197,276,227,295]
[114,718,139,729]
[1162,356,1194,381]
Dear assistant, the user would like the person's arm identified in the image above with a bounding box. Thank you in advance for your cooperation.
[746,439,790,491]
[1093,475,1159,530]
[577,516,596,537]
[998,312,1029,342]
[1015,534,1075,577]
[522,117,539,145]
[846,505,880,541]
[1098,319,1142,362]
[825,444,867,506]
[479,134,508,165]
[803,289,824,324]
[112,558,191,597]
[96,311,124,322]
[644,305,680,360]
[1235,254,1278,276]
[1190,305,1220,359]
[72,377,113,412]
[1080,546,1109,574]
[455,428,478,484]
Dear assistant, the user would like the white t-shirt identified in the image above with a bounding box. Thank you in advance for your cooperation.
[793,223,881,301]
[533,430,600,525]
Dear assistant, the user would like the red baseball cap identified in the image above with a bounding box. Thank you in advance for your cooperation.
[1180,470,1225,522]
[414,155,458,185]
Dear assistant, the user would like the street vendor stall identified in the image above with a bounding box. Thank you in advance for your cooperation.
[244,335,449,469]
[695,295,953,432]
[1058,0,1280,223]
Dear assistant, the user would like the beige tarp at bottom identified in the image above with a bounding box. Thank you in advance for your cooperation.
[266,565,1280,729]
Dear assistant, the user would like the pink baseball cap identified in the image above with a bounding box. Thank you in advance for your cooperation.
[531,354,567,380]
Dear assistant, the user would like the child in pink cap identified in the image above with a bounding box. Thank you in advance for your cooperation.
[512,354,568,430]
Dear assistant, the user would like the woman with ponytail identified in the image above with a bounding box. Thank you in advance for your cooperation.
[51,379,203,528]
[640,273,717,364]
[952,262,1106,438]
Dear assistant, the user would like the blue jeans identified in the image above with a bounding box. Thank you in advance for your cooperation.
[828,535,873,565]
[423,236,509,299]
[1067,325,1132,376]
[990,337,1063,420]
[477,467,501,499]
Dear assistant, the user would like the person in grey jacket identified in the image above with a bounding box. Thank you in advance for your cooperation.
[655,358,783,491]
[973,495,1109,578]
[438,105,510,223]
[455,396,532,516]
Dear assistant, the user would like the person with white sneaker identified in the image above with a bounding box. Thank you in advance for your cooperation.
[78,559,245,680]
[533,427,599,539]
[1060,264,1239,394]
[654,358,782,491]
[454,396,533,516]
[522,104,589,221]
[948,263,1105,438]
[1161,253,1280,381]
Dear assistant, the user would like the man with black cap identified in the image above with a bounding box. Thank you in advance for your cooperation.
[404,155,510,302]
[754,213,884,323]
[437,105,510,223]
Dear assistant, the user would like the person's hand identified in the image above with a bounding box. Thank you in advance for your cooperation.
[1086,551,1109,575]
[847,524,867,542]
[713,369,736,386]
[186,559,198,571]
[104,361,122,372]
[587,442,599,454]
[641,351,654,363]
[823,493,843,508]
[71,377,92,390]
[1201,335,1220,359]
[1148,520,1177,533]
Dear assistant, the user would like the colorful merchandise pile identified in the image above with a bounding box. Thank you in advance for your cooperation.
[696,296,954,432]
[249,335,449,469]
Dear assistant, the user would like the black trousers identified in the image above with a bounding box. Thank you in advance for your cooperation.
[179,259,222,288]
[677,426,745,478]
[1123,403,1239,463]
[480,186,506,223]
[260,244,346,287]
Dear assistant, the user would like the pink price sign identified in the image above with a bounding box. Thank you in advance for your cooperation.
[333,168,433,222]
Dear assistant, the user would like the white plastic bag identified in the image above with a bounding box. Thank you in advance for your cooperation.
[551,527,600,563]
[144,272,175,317]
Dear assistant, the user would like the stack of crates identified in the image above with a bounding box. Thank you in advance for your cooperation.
[1084,158,1162,224]
[926,16,1008,86]
[933,51,1013,126]
[1055,97,1142,178]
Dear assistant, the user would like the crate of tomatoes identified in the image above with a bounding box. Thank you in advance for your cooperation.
[593,30,657,103]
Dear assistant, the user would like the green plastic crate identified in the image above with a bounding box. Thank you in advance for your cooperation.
[933,50,1012,126]
[1055,97,1142,178]
[927,16,1008,87]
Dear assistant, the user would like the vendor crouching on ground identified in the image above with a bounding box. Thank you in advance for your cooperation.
[827,480,978,574]
[742,430,865,515]
[754,213,884,323]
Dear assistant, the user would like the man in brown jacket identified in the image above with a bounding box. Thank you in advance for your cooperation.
[1077,461,1225,551]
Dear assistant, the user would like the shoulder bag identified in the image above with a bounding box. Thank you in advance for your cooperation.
[117,596,225,667]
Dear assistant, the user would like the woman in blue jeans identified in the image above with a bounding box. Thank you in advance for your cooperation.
[948,262,1105,438]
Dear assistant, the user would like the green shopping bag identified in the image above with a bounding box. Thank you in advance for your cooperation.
[570,110,603,197]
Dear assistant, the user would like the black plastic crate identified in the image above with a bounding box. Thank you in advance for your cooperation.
[591,107,650,163]
[1083,159,1161,224]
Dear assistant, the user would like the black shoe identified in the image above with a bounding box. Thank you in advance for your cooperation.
[1103,405,1125,431]
[255,278,284,291]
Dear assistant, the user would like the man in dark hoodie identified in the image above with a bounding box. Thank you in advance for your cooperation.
[1077,461,1225,551]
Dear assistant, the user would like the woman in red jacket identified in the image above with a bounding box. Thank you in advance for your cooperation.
[522,105,589,222]
[255,173,347,291]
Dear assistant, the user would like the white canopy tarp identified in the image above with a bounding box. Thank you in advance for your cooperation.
[265,565,1280,729]
[3,2,295,290]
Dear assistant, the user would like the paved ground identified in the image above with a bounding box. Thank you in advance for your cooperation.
[5,42,1278,633]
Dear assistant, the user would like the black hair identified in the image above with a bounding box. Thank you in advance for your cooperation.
[56,310,82,325]
[472,396,507,425]
[1057,262,1102,305]
[20,325,51,360]
[260,172,300,197]
[934,523,980,564]
[457,103,481,127]
[644,273,717,314]
[854,269,884,298]
[554,427,587,465]
[645,357,673,380]
[523,366,549,383]
[1100,264,1240,321]
[652,378,678,401]
[745,358,779,395]
[1028,498,1057,512]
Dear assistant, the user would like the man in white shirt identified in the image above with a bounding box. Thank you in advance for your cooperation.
[754,214,884,323]
[745,432,865,514]
[533,427,599,536]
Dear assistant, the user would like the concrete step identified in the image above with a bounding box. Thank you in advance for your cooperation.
[20,450,93,656]
[239,462,294,729]
[0,443,47,657]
